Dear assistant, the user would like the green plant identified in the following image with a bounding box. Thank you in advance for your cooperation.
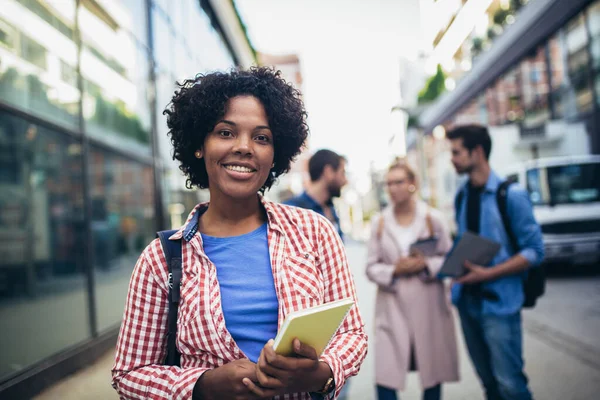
[493,8,511,25]
[407,114,419,128]
[91,94,149,144]
[471,37,485,56]
[510,0,525,12]
[418,64,446,104]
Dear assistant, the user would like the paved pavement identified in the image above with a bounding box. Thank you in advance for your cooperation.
[35,240,600,400]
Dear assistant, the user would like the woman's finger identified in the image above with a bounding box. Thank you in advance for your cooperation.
[242,377,276,398]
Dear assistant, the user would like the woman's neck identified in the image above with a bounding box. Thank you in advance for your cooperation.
[199,193,266,236]
[393,198,417,226]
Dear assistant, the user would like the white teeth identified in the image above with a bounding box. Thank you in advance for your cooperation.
[225,165,254,173]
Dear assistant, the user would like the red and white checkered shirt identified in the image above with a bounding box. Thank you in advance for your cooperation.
[112,197,367,399]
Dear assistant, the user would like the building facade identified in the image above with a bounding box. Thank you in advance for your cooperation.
[0,0,254,397]
[257,52,309,203]
[407,0,599,225]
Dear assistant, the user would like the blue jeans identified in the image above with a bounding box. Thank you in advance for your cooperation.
[377,384,441,400]
[457,294,532,400]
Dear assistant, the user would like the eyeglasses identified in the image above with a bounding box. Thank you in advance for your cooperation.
[385,179,406,187]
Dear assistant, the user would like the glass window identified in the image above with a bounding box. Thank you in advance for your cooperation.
[120,0,149,47]
[90,147,156,332]
[485,80,502,126]
[0,1,80,129]
[586,2,600,106]
[548,33,573,119]
[492,66,524,125]
[0,110,90,381]
[520,45,551,126]
[526,163,600,206]
[565,13,593,114]
[79,4,152,155]
[152,9,175,76]
[547,163,600,205]
[526,168,546,205]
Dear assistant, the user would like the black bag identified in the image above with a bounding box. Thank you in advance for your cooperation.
[454,181,545,308]
[157,230,182,366]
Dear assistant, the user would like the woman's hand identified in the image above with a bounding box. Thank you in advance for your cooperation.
[193,359,265,400]
[243,338,333,397]
[394,254,427,276]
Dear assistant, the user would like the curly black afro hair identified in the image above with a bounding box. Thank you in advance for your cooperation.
[163,66,309,192]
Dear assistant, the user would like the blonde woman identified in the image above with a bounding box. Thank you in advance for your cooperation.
[366,161,459,400]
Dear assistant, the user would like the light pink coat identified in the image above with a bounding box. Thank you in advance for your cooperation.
[366,201,459,390]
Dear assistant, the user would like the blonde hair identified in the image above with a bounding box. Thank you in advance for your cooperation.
[387,158,417,185]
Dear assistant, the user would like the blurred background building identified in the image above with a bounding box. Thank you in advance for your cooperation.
[258,51,310,203]
[0,0,254,397]
[389,0,599,232]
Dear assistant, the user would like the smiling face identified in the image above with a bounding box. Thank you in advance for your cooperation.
[195,95,274,201]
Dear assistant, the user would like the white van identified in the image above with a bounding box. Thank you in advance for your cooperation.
[504,155,600,266]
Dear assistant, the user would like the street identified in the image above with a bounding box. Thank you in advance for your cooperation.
[344,240,600,400]
[35,240,600,400]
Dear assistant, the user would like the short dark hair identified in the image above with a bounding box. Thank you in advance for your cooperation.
[163,66,309,191]
[308,149,345,182]
[446,124,492,160]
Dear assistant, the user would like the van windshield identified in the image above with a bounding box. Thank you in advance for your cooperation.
[526,162,600,206]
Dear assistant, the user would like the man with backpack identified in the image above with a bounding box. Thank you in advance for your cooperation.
[447,125,544,400]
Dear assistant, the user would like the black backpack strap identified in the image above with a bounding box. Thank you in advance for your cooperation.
[496,180,545,308]
[496,180,520,253]
[454,188,465,224]
[157,229,182,367]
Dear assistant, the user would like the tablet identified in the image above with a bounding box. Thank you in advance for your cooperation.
[409,237,439,257]
[439,231,501,278]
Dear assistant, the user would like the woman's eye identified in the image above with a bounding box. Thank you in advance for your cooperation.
[219,130,233,137]
[255,134,271,143]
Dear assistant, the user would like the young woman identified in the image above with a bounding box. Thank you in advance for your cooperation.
[366,161,459,400]
[112,67,367,400]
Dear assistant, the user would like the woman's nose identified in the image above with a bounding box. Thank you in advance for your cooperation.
[233,134,252,155]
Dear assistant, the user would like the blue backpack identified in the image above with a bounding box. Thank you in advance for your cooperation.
[156,230,182,366]
[454,181,545,308]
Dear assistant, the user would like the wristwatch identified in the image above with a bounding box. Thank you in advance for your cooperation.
[314,376,335,395]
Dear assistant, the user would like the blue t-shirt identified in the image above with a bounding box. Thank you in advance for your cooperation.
[201,223,279,362]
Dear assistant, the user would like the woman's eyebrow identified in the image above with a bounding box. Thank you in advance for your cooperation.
[218,120,270,130]
[218,120,236,126]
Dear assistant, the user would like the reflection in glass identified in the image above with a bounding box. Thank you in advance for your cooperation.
[0,0,79,128]
[90,147,155,332]
[548,33,573,119]
[489,66,524,125]
[0,110,89,381]
[565,14,593,113]
[79,1,151,154]
[520,46,550,127]
[586,2,600,106]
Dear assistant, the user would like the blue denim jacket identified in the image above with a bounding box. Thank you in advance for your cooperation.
[284,192,344,242]
[451,170,544,315]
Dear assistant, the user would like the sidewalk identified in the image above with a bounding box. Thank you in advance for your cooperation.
[34,242,600,399]
[35,315,600,400]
